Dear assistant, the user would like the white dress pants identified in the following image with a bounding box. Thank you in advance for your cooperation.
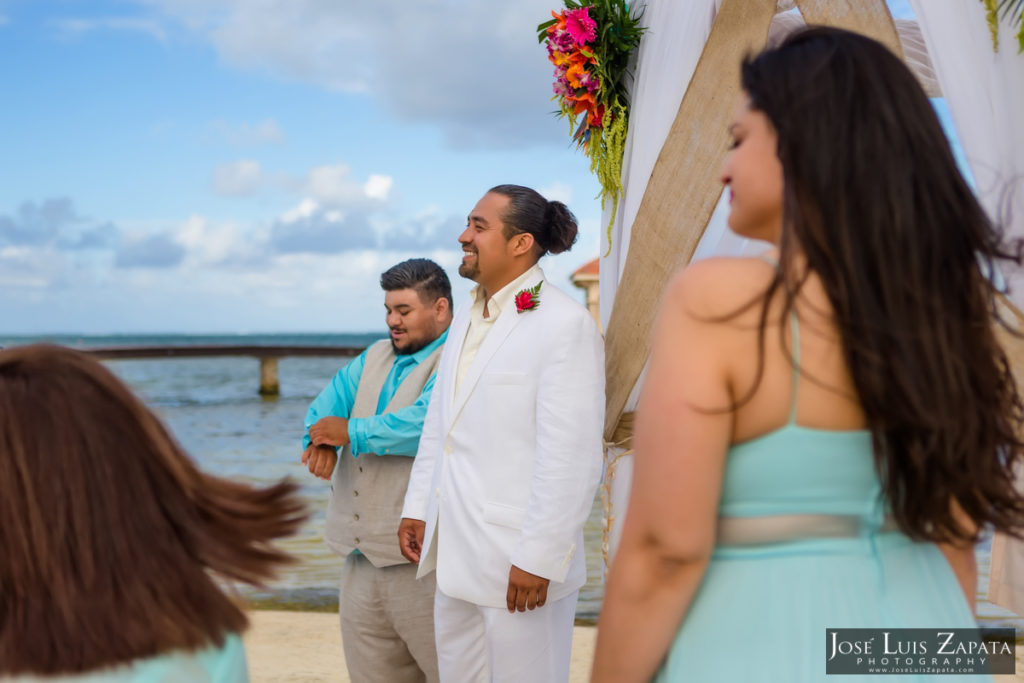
[433,587,578,683]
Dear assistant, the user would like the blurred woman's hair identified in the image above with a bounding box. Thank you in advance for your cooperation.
[739,27,1024,543]
[0,344,307,675]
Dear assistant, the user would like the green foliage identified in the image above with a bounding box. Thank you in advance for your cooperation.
[981,0,1024,52]
[592,101,628,256]
[537,1,645,255]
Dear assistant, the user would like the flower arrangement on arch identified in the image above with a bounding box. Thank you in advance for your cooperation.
[537,1,644,254]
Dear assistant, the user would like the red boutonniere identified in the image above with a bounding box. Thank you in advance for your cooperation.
[514,282,542,313]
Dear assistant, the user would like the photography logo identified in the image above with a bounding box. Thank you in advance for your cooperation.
[825,628,1016,675]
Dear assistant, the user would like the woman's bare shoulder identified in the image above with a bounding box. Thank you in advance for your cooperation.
[665,254,777,321]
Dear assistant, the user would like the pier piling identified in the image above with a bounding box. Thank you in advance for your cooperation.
[84,344,364,395]
[259,357,280,395]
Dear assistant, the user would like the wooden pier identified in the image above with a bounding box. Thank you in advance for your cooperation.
[84,345,365,395]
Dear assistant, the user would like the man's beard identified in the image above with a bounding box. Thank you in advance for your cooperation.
[458,252,479,280]
[391,335,430,356]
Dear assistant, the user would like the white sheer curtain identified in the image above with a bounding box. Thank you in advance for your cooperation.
[909,1,1024,291]
[910,0,1024,618]
[599,0,767,564]
[600,1,1024,592]
[599,0,763,331]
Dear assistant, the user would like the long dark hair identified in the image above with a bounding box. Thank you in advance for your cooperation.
[0,344,308,675]
[740,27,1024,543]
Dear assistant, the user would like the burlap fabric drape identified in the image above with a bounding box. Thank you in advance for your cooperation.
[602,0,901,444]
[601,0,906,569]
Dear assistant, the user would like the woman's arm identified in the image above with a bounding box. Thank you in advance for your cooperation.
[591,264,736,683]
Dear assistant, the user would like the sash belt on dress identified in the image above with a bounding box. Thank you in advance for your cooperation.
[717,514,899,546]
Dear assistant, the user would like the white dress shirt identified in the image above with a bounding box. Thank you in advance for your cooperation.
[454,264,542,395]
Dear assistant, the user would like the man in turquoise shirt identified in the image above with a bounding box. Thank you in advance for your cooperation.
[302,327,447,458]
[301,258,452,683]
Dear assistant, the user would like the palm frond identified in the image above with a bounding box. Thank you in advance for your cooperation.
[996,0,1023,25]
[982,0,1024,52]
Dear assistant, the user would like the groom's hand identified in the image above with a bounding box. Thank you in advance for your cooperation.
[506,565,549,613]
[398,518,426,563]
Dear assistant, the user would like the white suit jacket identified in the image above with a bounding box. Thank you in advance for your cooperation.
[401,268,605,608]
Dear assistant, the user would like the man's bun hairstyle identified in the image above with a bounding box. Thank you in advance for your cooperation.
[489,184,578,256]
[540,200,579,254]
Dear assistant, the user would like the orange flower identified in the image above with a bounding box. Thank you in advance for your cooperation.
[566,51,595,84]
[568,51,592,67]
[552,49,592,69]
[572,91,596,116]
[549,10,567,33]
[566,61,587,89]
[550,50,571,67]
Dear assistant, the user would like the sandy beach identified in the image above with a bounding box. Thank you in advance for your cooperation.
[244,609,1023,682]
[243,610,596,682]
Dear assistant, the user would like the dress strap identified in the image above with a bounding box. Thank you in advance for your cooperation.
[787,309,801,426]
[756,251,800,424]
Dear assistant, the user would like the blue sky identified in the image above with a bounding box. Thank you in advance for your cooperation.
[2,0,923,334]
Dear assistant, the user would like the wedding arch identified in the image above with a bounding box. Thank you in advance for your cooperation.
[596,0,1024,617]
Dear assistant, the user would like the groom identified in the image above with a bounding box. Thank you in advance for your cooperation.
[399,185,604,682]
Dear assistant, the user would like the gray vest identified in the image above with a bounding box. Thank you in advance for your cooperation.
[324,339,443,567]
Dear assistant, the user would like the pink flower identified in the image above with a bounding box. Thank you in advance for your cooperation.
[551,28,575,52]
[565,7,597,45]
[579,71,600,93]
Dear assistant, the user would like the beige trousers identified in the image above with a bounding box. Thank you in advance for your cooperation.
[339,553,439,683]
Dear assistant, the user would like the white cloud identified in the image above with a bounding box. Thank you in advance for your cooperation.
[363,174,393,201]
[280,198,320,224]
[1,193,480,332]
[303,164,390,206]
[206,118,285,146]
[249,119,285,143]
[212,159,262,196]
[539,182,573,205]
[175,215,253,266]
[208,160,391,205]
[305,164,360,204]
[129,0,565,148]
[52,17,168,43]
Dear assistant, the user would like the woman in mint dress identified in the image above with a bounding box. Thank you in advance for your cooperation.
[0,345,307,681]
[593,28,1024,682]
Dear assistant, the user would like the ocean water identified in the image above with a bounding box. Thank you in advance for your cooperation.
[0,333,607,617]
[2,334,1021,632]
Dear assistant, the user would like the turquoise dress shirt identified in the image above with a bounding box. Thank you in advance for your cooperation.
[302,330,447,457]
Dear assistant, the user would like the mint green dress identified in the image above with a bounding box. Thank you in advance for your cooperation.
[3,633,248,683]
[655,315,989,682]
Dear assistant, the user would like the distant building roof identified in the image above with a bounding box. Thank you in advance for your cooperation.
[572,257,599,278]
